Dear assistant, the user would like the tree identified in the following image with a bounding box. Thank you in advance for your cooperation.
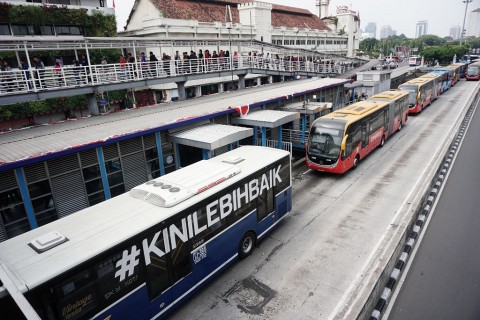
[420,45,468,64]
[359,38,379,55]
[418,35,446,47]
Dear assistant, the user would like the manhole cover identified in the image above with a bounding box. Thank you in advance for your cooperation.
[223,277,276,315]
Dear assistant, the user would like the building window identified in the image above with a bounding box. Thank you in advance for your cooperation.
[55,25,83,36]
[145,148,160,180]
[11,25,34,36]
[105,159,125,197]
[28,179,57,227]
[41,25,55,35]
[0,24,10,35]
[82,165,105,206]
[0,189,29,239]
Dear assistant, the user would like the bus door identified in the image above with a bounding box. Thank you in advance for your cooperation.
[257,186,276,236]
[361,121,369,150]
[387,103,395,135]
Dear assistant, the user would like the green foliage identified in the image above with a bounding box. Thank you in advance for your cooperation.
[420,45,469,64]
[0,95,88,121]
[0,2,12,22]
[359,38,379,55]
[85,10,117,37]
[9,5,45,27]
[7,4,87,26]
[88,49,122,65]
[417,34,446,46]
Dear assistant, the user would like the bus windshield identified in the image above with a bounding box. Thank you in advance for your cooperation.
[467,65,479,76]
[398,85,418,104]
[308,120,345,159]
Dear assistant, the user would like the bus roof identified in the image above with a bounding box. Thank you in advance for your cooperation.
[0,146,290,293]
[420,74,440,79]
[320,100,389,126]
[400,77,434,86]
[368,90,409,101]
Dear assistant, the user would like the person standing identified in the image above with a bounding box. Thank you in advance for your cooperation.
[119,55,126,80]
[198,49,204,72]
[19,58,31,89]
[140,52,147,77]
[32,56,45,89]
[79,54,90,83]
[148,51,158,77]
[2,60,13,92]
[127,53,136,79]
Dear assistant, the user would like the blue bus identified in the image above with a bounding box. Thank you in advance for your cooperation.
[0,146,292,320]
[428,69,452,93]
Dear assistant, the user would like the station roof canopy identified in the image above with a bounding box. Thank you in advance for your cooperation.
[168,124,252,150]
[231,110,299,128]
[0,77,350,171]
[278,101,332,115]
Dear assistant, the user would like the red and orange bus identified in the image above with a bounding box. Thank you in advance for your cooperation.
[398,77,435,114]
[306,90,409,174]
[466,61,480,81]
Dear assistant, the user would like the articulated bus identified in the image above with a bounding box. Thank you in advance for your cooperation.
[408,56,421,66]
[450,62,469,78]
[428,69,451,93]
[0,146,292,320]
[446,64,462,86]
[466,61,480,81]
[419,74,441,100]
[306,90,409,174]
[398,77,435,114]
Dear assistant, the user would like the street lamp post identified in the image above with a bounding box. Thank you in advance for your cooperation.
[460,0,472,46]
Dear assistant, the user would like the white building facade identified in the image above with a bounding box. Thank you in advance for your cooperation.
[466,8,480,38]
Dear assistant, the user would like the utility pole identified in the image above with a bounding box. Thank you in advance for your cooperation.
[460,0,472,45]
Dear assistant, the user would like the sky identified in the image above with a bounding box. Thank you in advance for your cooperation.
[112,0,479,38]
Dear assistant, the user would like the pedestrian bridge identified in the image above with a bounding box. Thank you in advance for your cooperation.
[0,36,368,107]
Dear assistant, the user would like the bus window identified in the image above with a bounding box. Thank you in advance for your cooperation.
[54,270,98,320]
[146,235,169,298]
[171,240,191,282]
[257,186,274,221]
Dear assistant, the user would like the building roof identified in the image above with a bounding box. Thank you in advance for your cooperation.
[138,0,329,30]
[0,78,350,171]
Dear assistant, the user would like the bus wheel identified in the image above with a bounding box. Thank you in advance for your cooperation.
[380,136,385,148]
[353,155,360,168]
[398,122,402,131]
[239,231,256,259]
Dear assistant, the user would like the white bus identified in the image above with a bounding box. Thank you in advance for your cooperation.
[0,146,292,320]
[408,56,421,66]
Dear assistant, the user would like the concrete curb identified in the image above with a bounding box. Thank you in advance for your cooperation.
[368,84,480,320]
[330,81,480,320]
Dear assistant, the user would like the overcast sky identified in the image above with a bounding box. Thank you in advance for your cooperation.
[112,0,479,38]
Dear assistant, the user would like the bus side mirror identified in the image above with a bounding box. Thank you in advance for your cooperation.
[341,134,348,158]
[341,134,348,151]
[417,91,421,100]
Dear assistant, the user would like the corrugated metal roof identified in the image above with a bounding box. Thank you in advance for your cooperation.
[0,77,349,169]
[231,109,299,128]
[168,123,253,150]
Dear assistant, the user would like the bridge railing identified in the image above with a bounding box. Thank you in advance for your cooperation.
[0,56,359,96]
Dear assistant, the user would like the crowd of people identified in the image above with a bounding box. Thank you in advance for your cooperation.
[1,50,361,93]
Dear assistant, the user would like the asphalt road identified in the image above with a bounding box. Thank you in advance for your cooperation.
[386,94,480,319]
[167,80,479,320]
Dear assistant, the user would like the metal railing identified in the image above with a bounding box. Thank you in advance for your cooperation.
[0,56,358,96]
[255,139,293,156]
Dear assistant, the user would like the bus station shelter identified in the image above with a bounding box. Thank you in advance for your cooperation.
[278,101,332,149]
[231,110,299,149]
[168,123,253,164]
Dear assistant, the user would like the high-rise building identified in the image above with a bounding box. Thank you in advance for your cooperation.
[450,26,462,40]
[364,22,377,38]
[466,8,480,37]
[380,25,396,39]
[416,20,428,38]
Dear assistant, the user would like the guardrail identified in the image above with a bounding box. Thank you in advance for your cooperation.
[0,56,358,96]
